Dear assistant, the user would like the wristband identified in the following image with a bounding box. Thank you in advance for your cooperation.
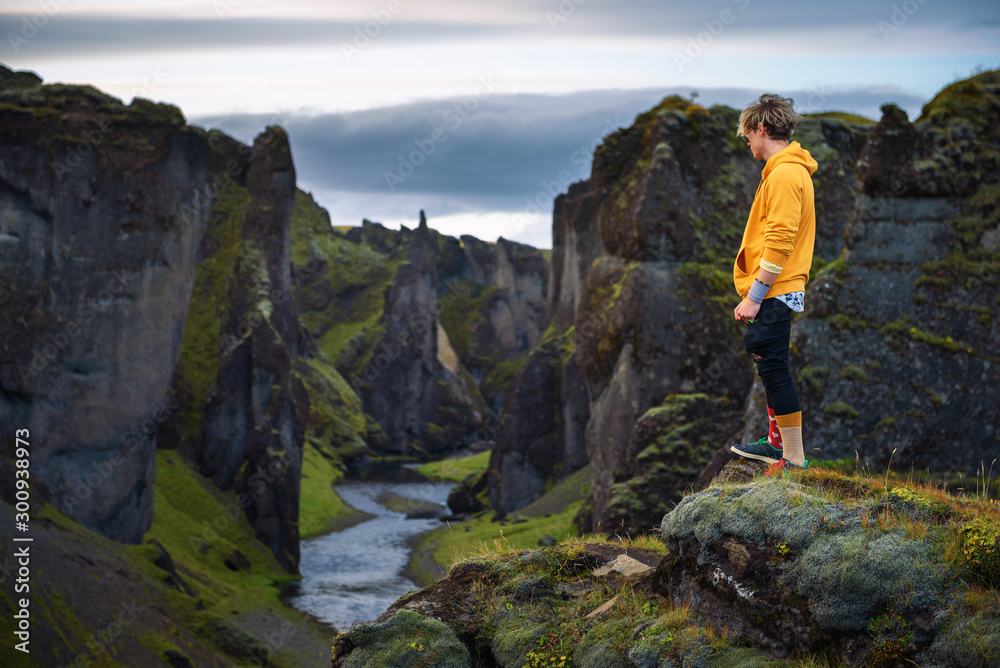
[747,278,770,303]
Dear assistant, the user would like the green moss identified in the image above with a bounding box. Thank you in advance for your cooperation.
[827,313,867,331]
[838,364,869,382]
[815,249,848,281]
[437,280,499,362]
[291,191,405,363]
[823,400,860,419]
[416,450,492,482]
[917,69,1000,123]
[803,111,877,126]
[663,482,952,633]
[339,609,471,668]
[927,608,1000,666]
[880,318,975,355]
[406,466,598,589]
[481,356,527,401]
[797,366,830,392]
[295,355,368,458]
[874,416,897,432]
[173,182,248,450]
[962,518,1000,587]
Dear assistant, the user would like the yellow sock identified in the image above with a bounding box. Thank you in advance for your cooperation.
[775,412,805,466]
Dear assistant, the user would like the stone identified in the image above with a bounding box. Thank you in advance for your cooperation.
[591,554,654,587]
[584,594,620,620]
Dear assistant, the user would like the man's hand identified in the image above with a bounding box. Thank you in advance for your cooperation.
[734,298,761,323]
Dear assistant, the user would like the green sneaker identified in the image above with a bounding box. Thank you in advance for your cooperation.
[730,437,784,465]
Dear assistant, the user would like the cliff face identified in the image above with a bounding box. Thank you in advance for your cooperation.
[314,214,548,456]
[192,127,307,572]
[788,72,1000,471]
[0,67,213,542]
[0,65,327,574]
[549,180,602,331]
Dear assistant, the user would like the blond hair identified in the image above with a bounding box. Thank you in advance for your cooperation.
[737,94,799,141]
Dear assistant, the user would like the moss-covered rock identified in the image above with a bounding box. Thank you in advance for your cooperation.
[335,609,471,668]
[659,460,1000,666]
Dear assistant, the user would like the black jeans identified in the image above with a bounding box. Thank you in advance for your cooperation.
[742,298,801,417]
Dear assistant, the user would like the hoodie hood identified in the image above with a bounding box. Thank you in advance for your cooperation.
[762,141,818,179]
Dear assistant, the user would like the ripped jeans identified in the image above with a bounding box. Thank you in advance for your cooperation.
[742,297,801,416]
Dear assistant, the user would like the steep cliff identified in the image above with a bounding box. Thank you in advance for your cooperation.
[0,65,213,543]
[0,64,336,667]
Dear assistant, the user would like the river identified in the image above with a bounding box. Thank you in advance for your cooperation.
[288,462,455,630]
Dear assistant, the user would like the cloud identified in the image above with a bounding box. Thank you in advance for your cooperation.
[191,84,927,246]
[4,0,998,60]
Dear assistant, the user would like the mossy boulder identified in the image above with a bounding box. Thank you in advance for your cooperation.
[335,608,471,668]
[658,461,1000,666]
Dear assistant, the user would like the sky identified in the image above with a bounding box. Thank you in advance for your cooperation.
[2,0,998,248]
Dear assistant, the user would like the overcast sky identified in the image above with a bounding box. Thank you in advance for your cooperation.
[2,0,998,248]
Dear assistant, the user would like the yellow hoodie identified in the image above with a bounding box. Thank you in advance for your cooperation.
[733,141,818,299]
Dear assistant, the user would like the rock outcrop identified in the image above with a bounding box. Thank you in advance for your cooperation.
[192,127,307,572]
[334,461,999,668]
[0,65,213,542]
[495,74,998,532]
[658,460,1000,666]
[549,179,602,332]
[786,71,1000,471]
[487,331,588,515]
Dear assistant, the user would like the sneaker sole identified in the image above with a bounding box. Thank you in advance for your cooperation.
[729,446,781,465]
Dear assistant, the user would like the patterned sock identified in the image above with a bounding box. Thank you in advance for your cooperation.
[775,412,805,465]
[766,404,783,449]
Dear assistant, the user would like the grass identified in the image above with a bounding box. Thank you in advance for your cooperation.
[764,458,1000,581]
[407,464,596,586]
[415,450,491,482]
[299,443,375,538]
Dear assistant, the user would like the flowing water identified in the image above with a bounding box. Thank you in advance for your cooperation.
[289,463,455,630]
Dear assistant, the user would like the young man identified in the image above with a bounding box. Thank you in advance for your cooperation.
[730,94,817,474]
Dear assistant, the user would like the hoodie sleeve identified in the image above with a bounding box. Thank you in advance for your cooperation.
[761,164,803,269]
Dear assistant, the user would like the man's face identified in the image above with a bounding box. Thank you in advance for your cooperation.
[744,122,765,160]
